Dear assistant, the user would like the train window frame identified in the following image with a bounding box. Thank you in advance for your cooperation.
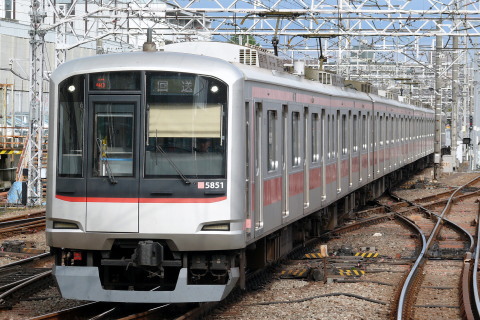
[353,114,358,153]
[89,71,141,92]
[267,110,278,172]
[342,114,347,155]
[386,116,390,145]
[292,111,301,167]
[362,114,367,150]
[144,72,228,179]
[57,74,85,178]
[327,114,331,159]
[320,110,325,162]
[311,113,320,163]
[379,115,384,146]
[93,108,135,177]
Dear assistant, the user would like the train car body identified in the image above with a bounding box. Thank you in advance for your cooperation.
[46,42,434,303]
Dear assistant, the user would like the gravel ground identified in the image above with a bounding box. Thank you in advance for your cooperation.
[0,170,478,319]
[0,206,48,267]
[210,170,480,320]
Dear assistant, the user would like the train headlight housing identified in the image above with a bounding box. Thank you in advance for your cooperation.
[201,223,230,231]
[53,221,79,229]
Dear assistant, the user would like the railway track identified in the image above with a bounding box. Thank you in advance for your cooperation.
[30,302,183,320]
[190,174,480,319]
[0,209,46,234]
[393,175,480,320]
[6,175,480,319]
[180,202,422,319]
[0,253,53,310]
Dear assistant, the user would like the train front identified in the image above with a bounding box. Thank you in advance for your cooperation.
[46,51,246,303]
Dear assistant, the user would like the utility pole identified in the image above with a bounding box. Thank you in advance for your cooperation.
[473,54,480,170]
[27,0,46,206]
[434,29,442,180]
[451,35,458,169]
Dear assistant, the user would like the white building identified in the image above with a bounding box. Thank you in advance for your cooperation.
[1,0,211,117]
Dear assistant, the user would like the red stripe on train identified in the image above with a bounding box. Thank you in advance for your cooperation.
[55,195,227,203]
[289,171,304,196]
[264,177,282,206]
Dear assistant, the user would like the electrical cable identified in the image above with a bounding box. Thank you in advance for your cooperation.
[245,292,387,306]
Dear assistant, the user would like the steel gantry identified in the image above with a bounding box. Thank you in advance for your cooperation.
[28,0,46,206]
[26,0,480,204]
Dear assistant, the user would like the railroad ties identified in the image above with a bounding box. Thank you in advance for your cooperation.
[278,249,380,281]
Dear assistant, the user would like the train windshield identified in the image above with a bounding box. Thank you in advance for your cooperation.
[145,72,227,178]
[57,75,85,177]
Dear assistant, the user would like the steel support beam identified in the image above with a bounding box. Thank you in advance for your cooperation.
[27,0,46,206]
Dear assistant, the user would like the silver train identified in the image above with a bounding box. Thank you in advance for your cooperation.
[46,42,434,303]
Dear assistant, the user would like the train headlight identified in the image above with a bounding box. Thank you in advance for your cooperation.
[67,85,76,93]
[53,221,79,229]
[210,85,219,93]
[201,223,230,231]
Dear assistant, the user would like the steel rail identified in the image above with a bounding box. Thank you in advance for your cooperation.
[0,210,45,223]
[391,212,426,313]
[473,200,480,319]
[0,217,45,229]
[0,270,51,305]
[396,174,480,320]
[0,252,51,270]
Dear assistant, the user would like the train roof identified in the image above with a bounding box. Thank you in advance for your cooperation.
[163,42,432,114]
[51,41,432,114]
[50,49,244,85]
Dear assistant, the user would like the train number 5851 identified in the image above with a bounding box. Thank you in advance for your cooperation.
[205,182,224,189]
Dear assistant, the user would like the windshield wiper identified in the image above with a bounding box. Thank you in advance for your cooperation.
[156,145,192,185]
[96,138,117,185]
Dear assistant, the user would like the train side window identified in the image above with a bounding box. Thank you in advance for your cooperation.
[342,114,347,155]
[379,115,383,146]
[353,114,358,152]
[312,113,319,162]
[144,72,227,178]
[58,75,85,177]
[320,110,325,161]
[362,115,367,150]
[386,116,390,145]
[368,112,377,149]
[267,110,278,171]
[396,117,400,142]
[93,108,134,177]
[327,114,331,159]
[292,112,301,167]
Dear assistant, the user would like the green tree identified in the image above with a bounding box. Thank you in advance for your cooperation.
[230,35,259,46]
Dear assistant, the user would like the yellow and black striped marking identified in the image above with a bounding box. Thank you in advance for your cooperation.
[355,252,379,258]
[21,247,45,254]
[304,253,326,259]
[0,150,22,154]
[338,269,365,276]
[279,268,310,279]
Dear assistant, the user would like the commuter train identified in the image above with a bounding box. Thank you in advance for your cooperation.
[46,41,434,303]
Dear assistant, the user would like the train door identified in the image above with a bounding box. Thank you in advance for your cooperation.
[386,116,390,171]
[245,101,253,241]
[281,105,289,218]
[349,111,353,188]
[321,109,326,200]
[303,107,310,210]
[369,112,374,179]
[336,110,341,194]
[288,107,304,220]
[254,102,264,232]
[85,95,140,232]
